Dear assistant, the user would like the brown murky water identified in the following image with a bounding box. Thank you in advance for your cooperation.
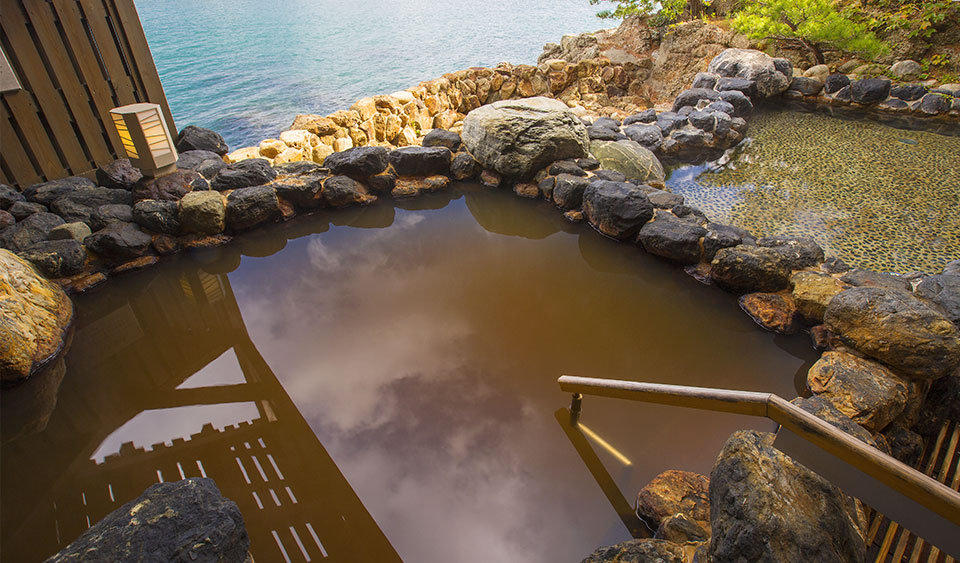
[1,185,818,562]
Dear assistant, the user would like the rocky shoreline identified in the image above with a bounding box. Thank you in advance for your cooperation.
[2,22,959,563]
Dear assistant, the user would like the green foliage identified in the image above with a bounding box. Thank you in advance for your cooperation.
[918,54,955,81]
[589,0,697,24]
[846,0,959,40]
[732,0,888,60]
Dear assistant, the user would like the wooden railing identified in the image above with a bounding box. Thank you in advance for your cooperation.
[557,375,960,559]
[0,0,175,187]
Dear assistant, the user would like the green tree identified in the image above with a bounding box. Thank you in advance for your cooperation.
[589,0,707,23]
[732,0,887,64]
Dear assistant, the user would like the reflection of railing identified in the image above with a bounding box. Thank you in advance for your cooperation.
[557,375,960,559]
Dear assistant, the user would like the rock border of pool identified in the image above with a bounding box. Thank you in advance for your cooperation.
[4,48,959,563]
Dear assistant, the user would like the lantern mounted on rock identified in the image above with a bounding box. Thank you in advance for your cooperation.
[109,103,178,177]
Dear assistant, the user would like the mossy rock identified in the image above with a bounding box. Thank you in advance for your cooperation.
[589,140,665,187]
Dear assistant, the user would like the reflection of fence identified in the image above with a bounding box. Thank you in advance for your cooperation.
[64,415,398,562]
[0,0,175,187]
[1,266,400,562]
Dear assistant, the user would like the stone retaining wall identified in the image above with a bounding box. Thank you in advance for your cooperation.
[226,59,648,167]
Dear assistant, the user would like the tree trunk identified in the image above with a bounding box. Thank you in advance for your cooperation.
[801,38,825,65]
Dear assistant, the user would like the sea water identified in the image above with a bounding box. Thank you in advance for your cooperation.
[137,0,606,148]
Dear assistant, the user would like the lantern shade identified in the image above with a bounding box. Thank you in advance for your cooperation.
[109,103,178,177]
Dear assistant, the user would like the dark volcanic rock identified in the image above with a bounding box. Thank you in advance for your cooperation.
[623,124,664,151]
[324,146,390,178]
[883,423,924,466]
[322,175,374,207]
[552,173,591,210]
[582,180,654,240]
[591,169,627,182]
[622,109,657,125]
[824,287,960,379]
[89,204,135,231]
[587,125,627,141]
[133,199,180,234]
[50,186,134,226]
[47,478,248,563]
[703,223,753,261]
[0,210,13,230]
[211,159,277,191]
[824,74,851,95]
[422,128,461,151]
[225,186,281,231]
[84,221,152,264]
[0,213,65,252]
[656,112,688,134]
[711,244,791,293]
[709,430,867,563]
[8,201,47,221]
[719,90,753,117]
[23,176,95,206]
[273,161,322,176]
[637,214,706,264]
[177,149,224,171]
[580,539,685,563]
[692,72,719,90]
[1,184,25,209]
[890,84,927,101]
[672,88,721,112]
[850,78,891,104]
[96,159,142,190]
[717,76,756,97]
[271,173,327,208]
[388,146,452,176]
[915,274,960,324]
[790,76,824,96]
[450,153,481,180]
[133,169,208,202]
[757,235,824,269]
[176,125,229,156]
[840,269,911,292]
[919,93,952,115]
[549,160,587,177]
[20,239,86,278]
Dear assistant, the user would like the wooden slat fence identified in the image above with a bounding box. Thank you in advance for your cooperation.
[0,0,175,188]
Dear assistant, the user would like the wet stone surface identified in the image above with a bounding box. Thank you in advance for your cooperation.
[668,110,960,273]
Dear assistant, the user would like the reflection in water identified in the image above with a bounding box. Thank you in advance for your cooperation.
[1,185,817,562]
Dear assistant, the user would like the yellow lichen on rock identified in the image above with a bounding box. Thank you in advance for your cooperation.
[0,249,74,382]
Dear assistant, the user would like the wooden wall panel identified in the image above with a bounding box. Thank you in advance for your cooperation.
[0,0,176,189]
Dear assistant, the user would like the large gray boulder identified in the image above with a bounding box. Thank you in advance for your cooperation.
[824,287,960,379]
[915,274,960,324]
[708,49,792,98]
[638,214,706,264]
[589,140,665,186]
[47,478,248,562]
[462,97,589,179]
[225,186,281,231]
[709,430,867,563]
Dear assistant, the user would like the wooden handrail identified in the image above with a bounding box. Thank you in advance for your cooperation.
[558,375,960,552]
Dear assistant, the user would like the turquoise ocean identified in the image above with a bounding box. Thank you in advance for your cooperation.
[136,0,607,148]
